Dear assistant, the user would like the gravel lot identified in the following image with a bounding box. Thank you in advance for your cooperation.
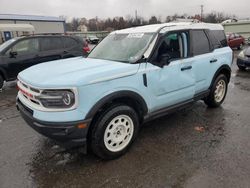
[0,49,250,188]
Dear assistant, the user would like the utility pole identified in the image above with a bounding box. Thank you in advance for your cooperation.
[135,10,138,25]
[200,5,204,22]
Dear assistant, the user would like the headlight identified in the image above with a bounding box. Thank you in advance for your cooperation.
[238,51,245,58]
[37,90,76,109]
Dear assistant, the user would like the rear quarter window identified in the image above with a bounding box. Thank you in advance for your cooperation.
[209,30,228,48]
[191,30,210,56]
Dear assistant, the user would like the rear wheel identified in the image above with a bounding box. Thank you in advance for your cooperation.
[204,74,228,108]
[0,75,4,89]
[91,105,139,160]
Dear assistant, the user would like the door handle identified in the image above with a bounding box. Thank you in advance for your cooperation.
[181,65,192,71]
[210,58,217,63]
[63,51,68,54]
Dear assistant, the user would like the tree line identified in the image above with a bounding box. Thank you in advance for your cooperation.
[62,11,235,32]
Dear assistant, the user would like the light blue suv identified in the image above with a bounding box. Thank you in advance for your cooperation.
[17,23,233,159]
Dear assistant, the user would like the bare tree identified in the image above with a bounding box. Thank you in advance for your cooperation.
[64,11,238,32]
[71,17,80,31]
[149,16,158,24]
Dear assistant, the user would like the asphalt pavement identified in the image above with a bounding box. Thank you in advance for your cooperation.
[0,49,250,188]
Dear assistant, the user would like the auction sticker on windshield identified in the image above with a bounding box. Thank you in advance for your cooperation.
[127,33,144,38]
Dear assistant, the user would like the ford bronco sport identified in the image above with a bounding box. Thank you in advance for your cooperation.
[17,23,233,159]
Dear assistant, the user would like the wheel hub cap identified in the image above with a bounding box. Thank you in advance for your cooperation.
[104,115,134,152]
[214,80,226,103]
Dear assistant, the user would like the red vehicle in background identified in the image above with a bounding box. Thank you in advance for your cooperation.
[226,33,245,49]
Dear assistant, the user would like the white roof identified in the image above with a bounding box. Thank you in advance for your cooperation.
[0,24,35,31]
[112,22,224,34]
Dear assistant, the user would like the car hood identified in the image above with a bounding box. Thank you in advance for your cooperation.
[18,57,140,88]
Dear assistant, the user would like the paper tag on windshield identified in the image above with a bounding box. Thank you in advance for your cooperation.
[127,33,144,38]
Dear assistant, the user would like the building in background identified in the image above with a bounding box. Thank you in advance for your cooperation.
[77,24,88,32]
[222,20,250,39]
[0,14,65,43]
[0,24,35,43]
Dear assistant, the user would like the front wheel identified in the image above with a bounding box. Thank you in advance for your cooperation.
[91,105,139,160]
[204,74,228,108]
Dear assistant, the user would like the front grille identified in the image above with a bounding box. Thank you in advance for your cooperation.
[18,80,42,108]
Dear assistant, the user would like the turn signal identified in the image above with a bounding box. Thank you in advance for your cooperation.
[77,123,87,129]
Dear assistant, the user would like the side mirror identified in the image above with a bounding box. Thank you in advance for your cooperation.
[129,55,145,64]
[159,53,171,67]
[9,51,17,58]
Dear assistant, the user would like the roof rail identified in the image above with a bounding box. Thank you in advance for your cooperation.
[20,33,66,37]
[156,22,193,34]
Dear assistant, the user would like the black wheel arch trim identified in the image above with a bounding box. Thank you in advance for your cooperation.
[85,90,148,119]
[210,64,231,88]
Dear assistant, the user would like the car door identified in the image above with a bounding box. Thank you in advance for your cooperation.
[146,31,195,111]
[37,37,63,63]
[2,38,40,79]
[190,29,216,93]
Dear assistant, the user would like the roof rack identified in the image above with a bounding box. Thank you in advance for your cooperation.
[19,33,67,37]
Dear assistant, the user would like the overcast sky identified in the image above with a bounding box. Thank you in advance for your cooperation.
[0,0,249,20]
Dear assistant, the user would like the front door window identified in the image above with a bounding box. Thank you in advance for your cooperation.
[9,39,39,55]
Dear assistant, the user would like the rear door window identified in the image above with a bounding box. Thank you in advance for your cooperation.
[63,37,78,48]
[191,30,210,56]
[40,37,63,51]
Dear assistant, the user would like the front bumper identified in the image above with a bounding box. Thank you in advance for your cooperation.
[237,57,250,67]
[17,99,91,152]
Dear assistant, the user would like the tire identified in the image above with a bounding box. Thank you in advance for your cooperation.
[238,65,246,71]
[0,75,4,89]
[204,74,228,108]
[91,105,139,160]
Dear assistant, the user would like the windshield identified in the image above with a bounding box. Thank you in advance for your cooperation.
[0,38,17,53]
[88,33,154,63]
